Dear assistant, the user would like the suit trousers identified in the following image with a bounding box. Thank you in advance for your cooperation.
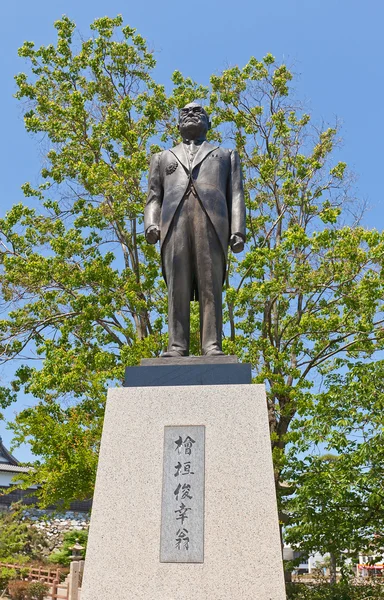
[162,189,225,355]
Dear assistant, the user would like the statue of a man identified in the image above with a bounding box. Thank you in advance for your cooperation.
[144,102,246,357]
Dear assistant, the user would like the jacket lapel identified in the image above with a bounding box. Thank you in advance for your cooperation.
[192,140,219,169]
[169,140,219,172]
[169,143,189,172]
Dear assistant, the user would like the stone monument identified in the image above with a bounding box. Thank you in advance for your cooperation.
[81,104,286,600]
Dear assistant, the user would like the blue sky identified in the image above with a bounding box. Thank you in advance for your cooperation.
[0,0,383,460]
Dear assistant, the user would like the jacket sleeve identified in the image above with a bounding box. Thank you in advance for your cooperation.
[228,150,246,239]
[144,152,163,232]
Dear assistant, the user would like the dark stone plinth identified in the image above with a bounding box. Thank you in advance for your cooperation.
[140,355,239,366]
[124,355,251,387]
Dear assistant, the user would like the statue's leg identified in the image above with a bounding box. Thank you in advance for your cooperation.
[162,196,193,356]
[191,197,225,355]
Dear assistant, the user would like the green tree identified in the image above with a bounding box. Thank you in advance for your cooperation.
[286,581,384,600]
[285,361,384,574]
[0,15,206,505]
[206,59,384,545]
[1,17,383,563]
[0,505,47,561]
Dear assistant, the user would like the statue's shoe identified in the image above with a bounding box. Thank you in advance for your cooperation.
[204,349,225,356]
[161,350,187,358]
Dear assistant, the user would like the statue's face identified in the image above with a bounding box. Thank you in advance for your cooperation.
[178,103,210,140]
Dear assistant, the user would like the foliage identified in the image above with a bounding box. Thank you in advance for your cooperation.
[0,15,383,558]
[286,582,384,600]
[206,52,384,554]
[48,529,87,566]
[26,581,49,600]
[4,576,48,600]
[285,361,384,565]
[0,15,206,506]
[0,567,17,592]
[0,506,48,561]
[7,579,29,600]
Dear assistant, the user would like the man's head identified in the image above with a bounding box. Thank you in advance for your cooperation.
[178,102,210,141]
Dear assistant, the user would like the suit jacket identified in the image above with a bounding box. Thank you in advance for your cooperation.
[144,140,246,265]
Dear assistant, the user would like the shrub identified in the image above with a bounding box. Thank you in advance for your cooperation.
[286,582,384,600]
[0,506,48,561]
[0,554,31,566]
[0,567,17,591]
[0,567,29,595]
[27,581,49,600]
[7,579,29,600]
[49,529,87,566]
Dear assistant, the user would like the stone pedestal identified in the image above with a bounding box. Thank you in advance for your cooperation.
[81,363,286,600]
[124,355,252,387]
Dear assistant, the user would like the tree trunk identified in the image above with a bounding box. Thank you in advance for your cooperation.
[329,552,337,584]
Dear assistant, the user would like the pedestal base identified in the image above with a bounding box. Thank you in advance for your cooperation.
[124,355,252,387]
[81,382,286,600]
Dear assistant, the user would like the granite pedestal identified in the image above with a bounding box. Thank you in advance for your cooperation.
[81,360,286,600]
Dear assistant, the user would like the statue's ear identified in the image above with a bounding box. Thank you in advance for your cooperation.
[207,120,211,131]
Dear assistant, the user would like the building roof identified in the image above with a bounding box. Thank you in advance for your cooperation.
[0,464,30,473]
[0,437,19,466]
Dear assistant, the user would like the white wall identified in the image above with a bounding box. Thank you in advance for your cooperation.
[0,471,37,488]
[0,471,19,486]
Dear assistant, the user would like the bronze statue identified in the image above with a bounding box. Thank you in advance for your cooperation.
[144,103,246,357]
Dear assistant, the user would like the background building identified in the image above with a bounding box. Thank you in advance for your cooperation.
[0,437,91,513]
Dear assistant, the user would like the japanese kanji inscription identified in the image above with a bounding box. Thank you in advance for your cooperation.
[160,425,205,563]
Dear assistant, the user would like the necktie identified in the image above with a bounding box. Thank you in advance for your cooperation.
[189,142,197,165]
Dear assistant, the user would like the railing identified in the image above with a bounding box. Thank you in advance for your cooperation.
[0,562,69,600]
[0,562,64,584]
[51,577,68,600]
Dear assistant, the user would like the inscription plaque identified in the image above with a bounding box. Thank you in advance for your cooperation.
[160,425,205,563]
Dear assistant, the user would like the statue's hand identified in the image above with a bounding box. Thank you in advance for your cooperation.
[146,225,160,244]
[230,234,244,253]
